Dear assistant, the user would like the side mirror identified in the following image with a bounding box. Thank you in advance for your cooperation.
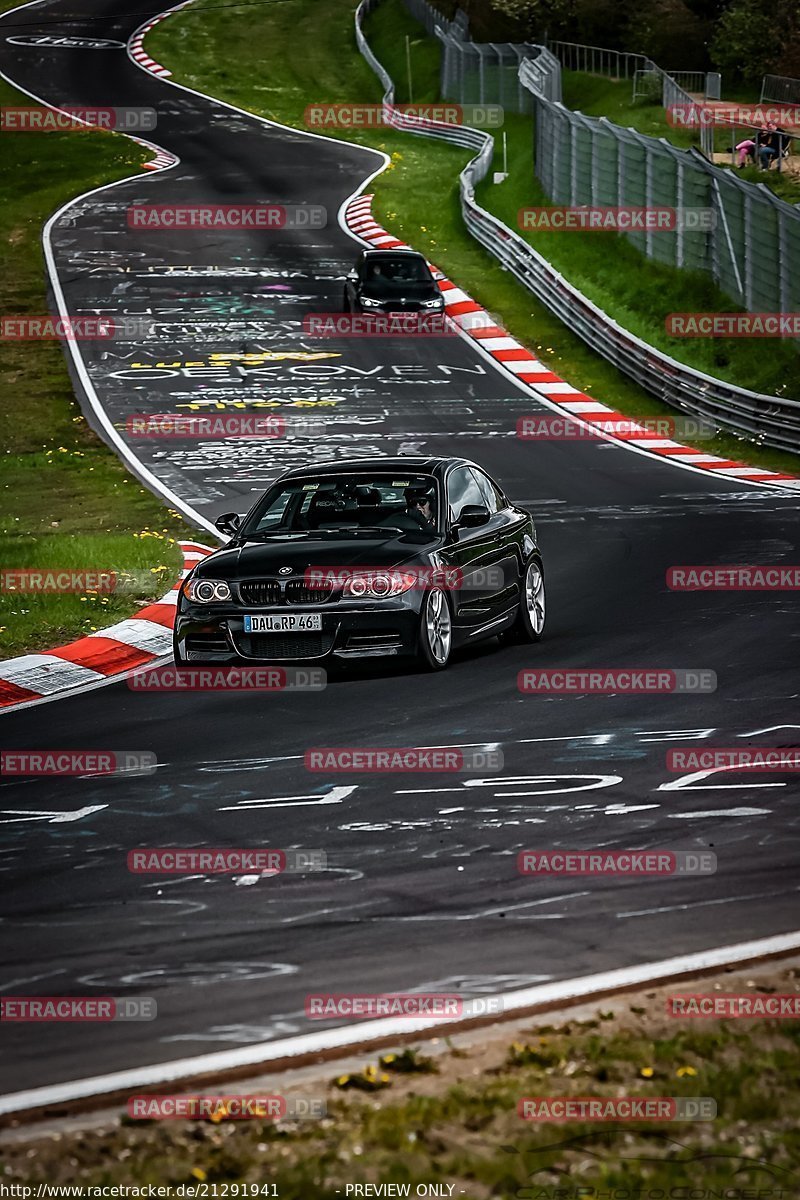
[215,512,241,537]
[346,269,358,281]
[457,504,491,529]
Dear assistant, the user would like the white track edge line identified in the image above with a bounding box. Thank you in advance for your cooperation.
[2,930,799,1115]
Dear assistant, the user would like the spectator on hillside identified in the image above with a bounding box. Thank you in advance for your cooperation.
[735,137,756,167]
[756,124,779,169]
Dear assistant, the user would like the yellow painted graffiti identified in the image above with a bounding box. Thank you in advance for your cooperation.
[130,350,342,370]
[176,399,341,410]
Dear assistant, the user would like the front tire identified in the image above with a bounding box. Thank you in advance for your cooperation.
[501,557,545,644]
[416,587,452,670]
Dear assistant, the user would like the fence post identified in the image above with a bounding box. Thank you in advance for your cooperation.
[711,175,744,302]
[743,188,753,310]
[644,139,654,259]
[589,122,598,205]
[570,113,579,204]
[675,156,685,268]
[778,208,791,314]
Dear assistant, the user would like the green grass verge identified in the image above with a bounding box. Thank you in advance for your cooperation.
[0,19,197,659]
[1,1008,798,1192]
[148,0,800,478]
[562,70,702,151]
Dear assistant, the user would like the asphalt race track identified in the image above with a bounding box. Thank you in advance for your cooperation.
[0,0,799,1099]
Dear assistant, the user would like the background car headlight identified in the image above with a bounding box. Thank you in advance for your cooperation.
[343,571,418,598]
[184,577,232,603]
[360,296,381,307]
[423,296,444,307]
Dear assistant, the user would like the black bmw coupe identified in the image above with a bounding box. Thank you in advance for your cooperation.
[174,457,544,671]
[342,248,445,315]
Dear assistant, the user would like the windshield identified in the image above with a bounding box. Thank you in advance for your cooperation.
[362,256,432,285]
[241,473,442,538]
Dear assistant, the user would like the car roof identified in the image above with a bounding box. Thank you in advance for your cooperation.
[361,248,426,259]
[276,456,479,481]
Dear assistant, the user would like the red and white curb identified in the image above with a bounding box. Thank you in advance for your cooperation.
[128,1,191,78]
[344,194,799,489]
[129,0,196,79]
[130,135,178,172]
[0,542,214,712]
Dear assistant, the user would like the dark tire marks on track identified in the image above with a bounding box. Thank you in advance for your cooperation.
[0,0,798,1094]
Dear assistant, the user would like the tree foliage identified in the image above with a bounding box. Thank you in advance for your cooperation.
[468,0,800,81]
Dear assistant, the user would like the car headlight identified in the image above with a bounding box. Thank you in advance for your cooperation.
[360,296,381,307]
[343,570,418,599]
[423,295,444,307]
[183,577,232,603]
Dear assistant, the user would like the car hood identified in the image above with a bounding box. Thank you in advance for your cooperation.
[195,531,440,580]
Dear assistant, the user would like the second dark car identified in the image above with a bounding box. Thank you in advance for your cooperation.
[342,248,445,315]
[174,456,544,672]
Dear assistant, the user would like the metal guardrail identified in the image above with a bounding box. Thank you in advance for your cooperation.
[400,0,467,37]
[545,40,648,80]
[438,27,561,112]
[760,74,800,106]
[354,0,800,454]
[547,40,715,157]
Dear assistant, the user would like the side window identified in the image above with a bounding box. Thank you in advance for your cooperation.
[473,470,503,514]
[447,467,484,524]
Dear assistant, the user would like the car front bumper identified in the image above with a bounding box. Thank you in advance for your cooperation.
[174,597,424,664]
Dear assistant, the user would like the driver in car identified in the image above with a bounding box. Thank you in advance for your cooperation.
[404,486,436,530]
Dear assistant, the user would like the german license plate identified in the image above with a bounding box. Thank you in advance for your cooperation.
[243,613,322,633]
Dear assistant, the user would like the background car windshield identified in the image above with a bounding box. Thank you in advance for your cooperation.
[243,475,440,535]
[363,257,431,284]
